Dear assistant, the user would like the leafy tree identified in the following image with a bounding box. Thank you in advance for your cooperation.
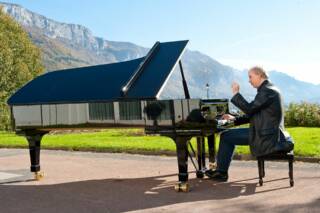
[0,7,44,130]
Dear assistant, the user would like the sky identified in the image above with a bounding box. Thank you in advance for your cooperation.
[4,0,320,84]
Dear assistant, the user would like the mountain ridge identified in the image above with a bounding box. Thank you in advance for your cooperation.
[1,2,319,103]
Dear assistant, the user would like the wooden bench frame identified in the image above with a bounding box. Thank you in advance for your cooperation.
[257,151,294,187]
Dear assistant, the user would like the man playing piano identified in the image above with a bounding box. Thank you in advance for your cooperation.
[205,66,293,181]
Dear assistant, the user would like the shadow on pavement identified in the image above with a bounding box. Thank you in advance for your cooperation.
[0,171,295,213]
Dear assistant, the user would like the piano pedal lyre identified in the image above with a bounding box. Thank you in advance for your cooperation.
[34,171,44,180]
[174,182,189,192]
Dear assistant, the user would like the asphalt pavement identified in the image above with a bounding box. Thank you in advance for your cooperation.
[0,149,319,213]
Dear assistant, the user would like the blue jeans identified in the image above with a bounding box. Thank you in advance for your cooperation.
[216,128,249,172]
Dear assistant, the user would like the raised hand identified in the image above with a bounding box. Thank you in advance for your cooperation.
[232,82,240,95]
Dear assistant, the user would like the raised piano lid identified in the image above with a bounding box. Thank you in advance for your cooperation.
[7,40,189,106]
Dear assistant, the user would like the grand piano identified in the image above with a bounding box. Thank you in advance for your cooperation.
[7,40,234,192]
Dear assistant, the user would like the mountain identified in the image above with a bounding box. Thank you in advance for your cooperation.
[1,2,319,103]
[268,71,320,103]
[0,2,147,71]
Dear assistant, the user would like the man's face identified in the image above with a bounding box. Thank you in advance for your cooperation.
[248,70,263,88]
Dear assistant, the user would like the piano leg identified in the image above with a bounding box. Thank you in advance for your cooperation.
[174,136,190,192]
[196,137,205,178]
[207,134,216,170]
[25,131,47,180]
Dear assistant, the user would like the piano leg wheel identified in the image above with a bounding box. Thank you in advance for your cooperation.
[34,171,44,181]
[174,182,189,192]
[196,171,204,178]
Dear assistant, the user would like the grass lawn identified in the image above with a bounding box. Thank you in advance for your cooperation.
[0,127,319,157]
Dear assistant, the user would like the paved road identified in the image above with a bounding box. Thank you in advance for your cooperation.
[0,149,319,213]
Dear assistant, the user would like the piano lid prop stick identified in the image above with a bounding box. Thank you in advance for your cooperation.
[121,41,161,97]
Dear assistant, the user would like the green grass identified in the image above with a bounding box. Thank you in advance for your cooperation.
[285,127,320,157]
[226,127,320,157]
[0,127,319,157]
[0,129,175,153]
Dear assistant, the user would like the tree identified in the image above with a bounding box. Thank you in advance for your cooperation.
[0,7,44,130]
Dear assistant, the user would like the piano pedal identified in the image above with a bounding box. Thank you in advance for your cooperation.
[209,162,217,170]
[174,182,189,192]
[34,171,44,180]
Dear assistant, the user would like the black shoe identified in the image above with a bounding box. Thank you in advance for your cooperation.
[205,170,228,182]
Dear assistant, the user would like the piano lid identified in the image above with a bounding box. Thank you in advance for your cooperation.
[8,40,189,105]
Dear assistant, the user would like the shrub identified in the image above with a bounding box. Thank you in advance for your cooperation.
[285,102,320,127]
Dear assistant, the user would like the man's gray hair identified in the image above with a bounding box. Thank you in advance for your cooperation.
[249,66,269,79]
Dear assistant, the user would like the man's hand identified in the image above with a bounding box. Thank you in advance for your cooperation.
[232,82,240,95]
[221,114,236,121]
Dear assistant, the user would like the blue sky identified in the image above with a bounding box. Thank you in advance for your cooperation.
[5,0,320,84]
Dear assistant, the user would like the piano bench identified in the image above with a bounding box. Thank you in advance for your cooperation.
[257,151,294,187]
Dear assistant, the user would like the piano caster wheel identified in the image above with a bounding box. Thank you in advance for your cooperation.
[209,162,217,170]
[34,171,44,180]
[196,171,204,178]
[174,182,189,192]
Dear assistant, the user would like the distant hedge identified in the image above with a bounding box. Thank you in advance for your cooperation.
[285,102,320,127]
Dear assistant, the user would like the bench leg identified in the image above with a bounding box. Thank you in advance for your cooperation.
[289,158,294,187]
[258,159,263,186]
[262,160,265,178]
